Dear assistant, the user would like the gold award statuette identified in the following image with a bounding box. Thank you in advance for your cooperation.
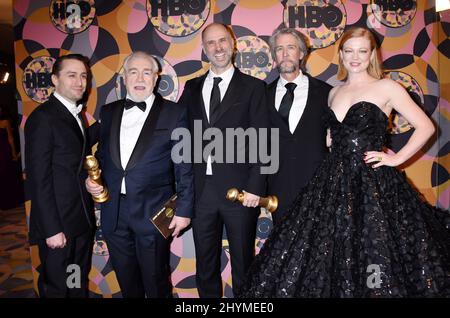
[226,188,278,213]
[150,194,177,239]
[84,155,109,203]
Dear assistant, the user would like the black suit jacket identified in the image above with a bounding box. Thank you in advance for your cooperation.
[96,93,194,235]
[267,74,332,213]
[178,69,269,203]
[25,94,94,244]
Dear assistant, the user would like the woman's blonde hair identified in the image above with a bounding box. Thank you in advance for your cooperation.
[336,27,383,81]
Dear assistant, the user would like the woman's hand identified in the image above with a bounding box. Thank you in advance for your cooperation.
[364,151,400,168]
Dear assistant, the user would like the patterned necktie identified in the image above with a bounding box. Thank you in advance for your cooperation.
[278,82,297,125]
[209,77,223,123]
[125,98,146,112]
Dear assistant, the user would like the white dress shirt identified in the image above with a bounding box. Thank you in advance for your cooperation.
[120,94,155,194]
[202,66,235,175]
[54,92,84,135]
[275,73,309,134]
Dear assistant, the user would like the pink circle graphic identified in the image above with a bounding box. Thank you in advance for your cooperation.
[22,56,55,103]
[50,0,96,34]
[235,36,274,80]
[147,0,210,37]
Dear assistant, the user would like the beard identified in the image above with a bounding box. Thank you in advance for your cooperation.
[277,60,299,74]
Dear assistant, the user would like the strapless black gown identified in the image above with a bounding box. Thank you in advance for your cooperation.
[238,102,450,298]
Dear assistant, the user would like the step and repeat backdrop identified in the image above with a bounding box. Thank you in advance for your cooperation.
[14,0,449,297]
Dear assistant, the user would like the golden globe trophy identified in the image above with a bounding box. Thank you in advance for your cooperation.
[226,188,278,213]
[84,155,109,203]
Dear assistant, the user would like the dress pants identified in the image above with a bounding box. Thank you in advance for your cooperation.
[192,177,259,297]
[37,229,93,298]
[103,194,171,298]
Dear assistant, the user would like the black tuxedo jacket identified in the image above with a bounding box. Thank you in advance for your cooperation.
[96,93,194,235]
[179,69,269,202]
[267,74,332,213]
[25,94,94,244]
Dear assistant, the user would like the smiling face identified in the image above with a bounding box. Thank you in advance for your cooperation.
[124,54,158,102]
[273,33,304,75]
[339,36,374,76]
[202,24,234,74]
[51,59,87,103]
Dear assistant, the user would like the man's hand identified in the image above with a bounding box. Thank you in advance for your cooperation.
[85,177,103,196]
[242,191,260,208]
[169,216,191,237]
[46,232,66,249]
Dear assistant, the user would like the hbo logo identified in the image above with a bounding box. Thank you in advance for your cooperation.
[287,5,343,28]
[24,72,52,89]
[374,0,415,11]
[51,1,93,29]
[235,52,270,69]
[150,0,206,17]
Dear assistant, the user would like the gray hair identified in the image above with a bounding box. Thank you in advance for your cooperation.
[123,51,160,73]
[268,27,308,61]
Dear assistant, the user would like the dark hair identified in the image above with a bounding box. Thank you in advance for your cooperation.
[51,54,90,77]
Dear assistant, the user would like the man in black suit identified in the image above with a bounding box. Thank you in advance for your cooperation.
[25,54,95,297]
[86,52,194,298]
[178,23,269,297]
[267,28,332,225]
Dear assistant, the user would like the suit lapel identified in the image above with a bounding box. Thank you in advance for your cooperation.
[268,78,291,135]
[292,74,314,135]
[49,95,87,174]
[109,100,124,171]
[193,74,209,128]
[50,95,84,143]
[77,111,87,173]
[211,69,241,126]
[125,93,163,170]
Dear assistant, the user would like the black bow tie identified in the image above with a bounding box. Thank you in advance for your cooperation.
[124,98,146,112]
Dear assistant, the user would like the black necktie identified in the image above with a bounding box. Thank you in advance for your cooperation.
[209,77,223,123]
[278,82,297,125]
[124,98,146,112]
[77,112,85,135]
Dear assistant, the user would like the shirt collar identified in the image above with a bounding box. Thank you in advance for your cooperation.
[278,72,307,89]
[125,93,155,112]
[53,92,83,116]
[207,66,235,84]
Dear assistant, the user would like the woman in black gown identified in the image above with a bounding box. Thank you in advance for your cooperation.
[238,27,450,298]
